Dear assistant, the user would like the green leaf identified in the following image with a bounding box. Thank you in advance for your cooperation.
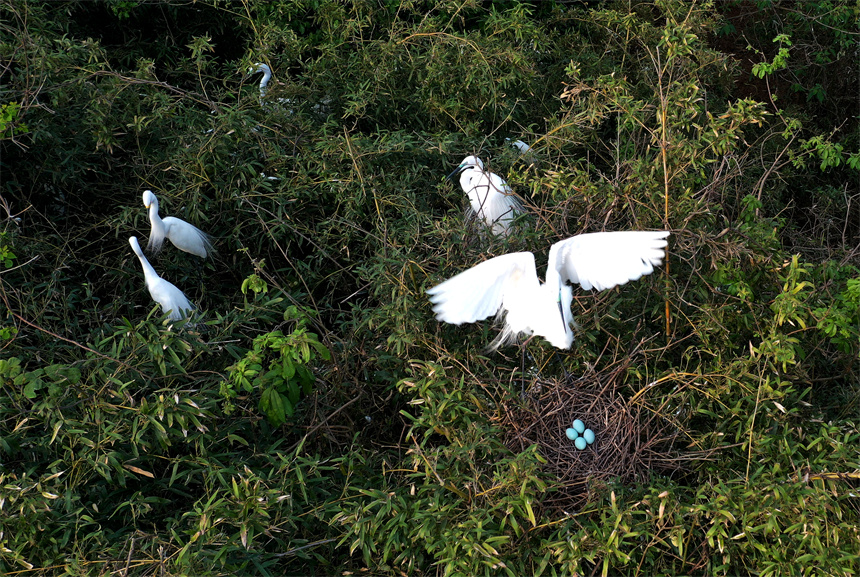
[297,365,314,395]
[281,357,296,380]
[23,376,43,399]
[260,387,290,426]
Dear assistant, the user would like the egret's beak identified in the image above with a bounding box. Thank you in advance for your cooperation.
[557,298,566,330]
[446,164,466,182]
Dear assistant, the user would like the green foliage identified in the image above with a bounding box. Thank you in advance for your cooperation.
[223,305,330,426]
[751,33,792,79]
[814,272,860,354]
[1,358,81,400]
[0,101,27,139]
[0,232,16,268]
[108,1,140,20]
[334,362,548,576]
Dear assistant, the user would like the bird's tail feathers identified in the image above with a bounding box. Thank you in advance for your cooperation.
[200,232,216,256]
[485,311,523,352]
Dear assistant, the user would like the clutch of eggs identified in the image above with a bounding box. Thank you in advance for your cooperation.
[566,420,595,450]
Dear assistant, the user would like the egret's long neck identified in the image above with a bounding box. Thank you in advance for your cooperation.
[459,169,477,193]
[259,71,271,100]
[545,243,572,337]
[148,203,166,236]
[136,249,161,287]
[545,244,563,294]
[462,166,485,193]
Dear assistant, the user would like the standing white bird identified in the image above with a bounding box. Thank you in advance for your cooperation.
[427,230,670,350]
[448,156,523,236]
[249,62,272,102]
[128,236,194,321]
[142,190,213,258]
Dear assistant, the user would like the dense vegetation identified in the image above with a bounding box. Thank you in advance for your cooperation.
[2,0,859,575]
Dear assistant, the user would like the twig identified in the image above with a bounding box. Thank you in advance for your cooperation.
[285,392,362,454]
[0,254,39,275]
[122,537,135,576]
[271,538,337,557]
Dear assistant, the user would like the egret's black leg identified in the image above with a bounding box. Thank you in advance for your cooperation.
[196,256,205,294]
[557,354,573,385]
[191,257,206,333]
[520,342,526,398]
[519,335,538,399]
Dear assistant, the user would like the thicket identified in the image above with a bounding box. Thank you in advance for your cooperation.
[1,0,859,575]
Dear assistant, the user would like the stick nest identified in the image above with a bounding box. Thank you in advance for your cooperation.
[502,363,685,511]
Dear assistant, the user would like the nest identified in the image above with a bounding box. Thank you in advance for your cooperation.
[502,363,685,511]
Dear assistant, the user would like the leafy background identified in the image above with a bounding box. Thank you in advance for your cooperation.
[1,0,859,575]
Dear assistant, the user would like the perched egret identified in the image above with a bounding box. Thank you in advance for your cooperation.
[248,62,297,112]
[249,62,272,102]
[128,236,194,321]
[427,230,670,350]
[448,156,523,236]
[505,138,537,168]
[506,138,532,155]
[248,62,330,117]
[142,190,213,258]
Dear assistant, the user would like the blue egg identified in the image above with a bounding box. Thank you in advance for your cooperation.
[565,428,578,440]
[583,429,595,445]
[572,419,585,434]
[574,437,587,450]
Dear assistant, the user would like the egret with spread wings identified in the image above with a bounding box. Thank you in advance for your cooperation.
[427,231,670,349]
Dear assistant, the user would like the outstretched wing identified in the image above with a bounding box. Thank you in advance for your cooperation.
[551,231,670,291]
[427,252,538,324]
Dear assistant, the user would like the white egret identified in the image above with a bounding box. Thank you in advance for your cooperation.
[248,62,330,117]
[427,230,670,350]
[128,236,194,321]
[249,62,272,102]
[506,138,532,155]
[448,156,523,237]
[248,62,297,112]
[142,190,213,258]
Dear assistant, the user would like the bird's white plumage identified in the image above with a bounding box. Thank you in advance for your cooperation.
[250,63,272,101]
[551,231,669,291]
[451,156,523,237]
[506,138,532,154]
[142,190,213,258]
[129,236,193,321]
[427,252,538,325]
[249,62,298,113]
[428,230,670,349]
